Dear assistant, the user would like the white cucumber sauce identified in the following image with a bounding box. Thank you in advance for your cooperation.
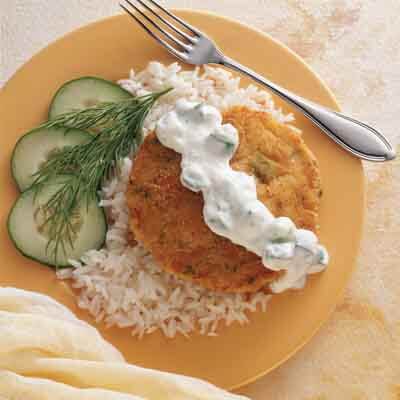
[156,99,328,293]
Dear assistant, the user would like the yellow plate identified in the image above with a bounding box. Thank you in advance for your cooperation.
[0,10,364,390]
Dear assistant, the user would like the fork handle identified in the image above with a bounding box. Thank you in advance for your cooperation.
[221,57,395,162]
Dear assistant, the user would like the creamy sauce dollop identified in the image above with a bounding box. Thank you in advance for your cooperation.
[156,100,328,293]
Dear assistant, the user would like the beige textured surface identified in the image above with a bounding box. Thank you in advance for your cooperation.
[1,0,399,398]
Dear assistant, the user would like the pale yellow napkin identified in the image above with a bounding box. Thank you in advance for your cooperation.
[0,287,249,400]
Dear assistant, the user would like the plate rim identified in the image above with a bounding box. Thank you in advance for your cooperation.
[1,9,343,113]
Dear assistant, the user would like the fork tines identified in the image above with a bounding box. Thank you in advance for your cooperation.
[120,0,199,58]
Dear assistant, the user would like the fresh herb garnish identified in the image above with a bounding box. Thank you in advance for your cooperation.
[30,88,171,264]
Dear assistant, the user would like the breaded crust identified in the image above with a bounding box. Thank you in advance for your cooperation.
[126,106,322,293]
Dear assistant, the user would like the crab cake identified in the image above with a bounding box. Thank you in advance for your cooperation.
[126,106,322,293]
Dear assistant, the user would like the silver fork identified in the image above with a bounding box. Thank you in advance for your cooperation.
[120,0,395,162]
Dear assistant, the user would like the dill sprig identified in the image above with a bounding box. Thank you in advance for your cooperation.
[31,88,171,265]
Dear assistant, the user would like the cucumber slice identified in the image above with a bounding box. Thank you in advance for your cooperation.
[11,127,92,192]
[8,178,106,267]
[49,77,132,119]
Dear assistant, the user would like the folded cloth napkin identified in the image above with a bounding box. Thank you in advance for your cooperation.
[0,370,144,400]
[0,287,249,400]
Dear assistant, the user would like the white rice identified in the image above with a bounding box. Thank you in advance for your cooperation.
[57,62,294,338]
